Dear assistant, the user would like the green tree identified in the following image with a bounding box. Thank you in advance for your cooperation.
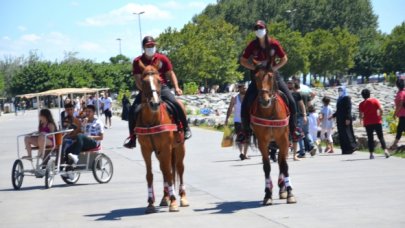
[109,54,130,64]
[158,16,243,87]
[11,61,52,94]
[0,71,5,95]
[382,22,405,73]
[201,0,377,36]
[351,29,385,79]
[306,28,358,78]
[268,22,310,80]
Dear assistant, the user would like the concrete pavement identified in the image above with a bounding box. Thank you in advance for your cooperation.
[0,109,404,228]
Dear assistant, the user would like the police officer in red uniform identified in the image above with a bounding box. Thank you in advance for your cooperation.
[124,36,191,148]
[240,20,299,140]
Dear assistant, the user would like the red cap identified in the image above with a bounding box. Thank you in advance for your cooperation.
[142,36,156,46]
[254,20,267,30]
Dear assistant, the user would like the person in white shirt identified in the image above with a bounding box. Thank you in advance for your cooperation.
[319,96,334,153]
[87,96,95,106]
[307,105,320,154]
[74,97,81,113]
[102,92,113,128]
[225,83,249,160]
[67,105,104,164]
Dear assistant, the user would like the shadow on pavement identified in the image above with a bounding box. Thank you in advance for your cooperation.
[213,159,242,163]
[86,207,151,220]
[341,158,372,162]
[194,200,274,214]
[231,163,262,167]
[0,183,97,191]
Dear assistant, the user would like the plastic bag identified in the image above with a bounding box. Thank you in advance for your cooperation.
[221,126,234,147]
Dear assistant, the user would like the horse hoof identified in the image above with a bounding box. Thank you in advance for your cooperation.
[180,198,190,207]
[169,205,180,212]
[279,191,288,199]
[159,197,170,207]
[287,196,297,204]
[262,198,273,206]
[145,205,157,214]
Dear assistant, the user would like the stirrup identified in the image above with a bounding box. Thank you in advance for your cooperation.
[123,136,136,149]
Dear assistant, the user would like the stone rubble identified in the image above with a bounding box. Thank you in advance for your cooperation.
[181,83,396,130]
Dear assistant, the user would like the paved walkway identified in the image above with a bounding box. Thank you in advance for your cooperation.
[0,110,404,228]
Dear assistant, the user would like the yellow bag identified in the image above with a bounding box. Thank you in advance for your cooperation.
[221,126,234,147]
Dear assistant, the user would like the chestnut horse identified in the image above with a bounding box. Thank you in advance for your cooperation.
[250,68,297,205]
[135,65,189,213]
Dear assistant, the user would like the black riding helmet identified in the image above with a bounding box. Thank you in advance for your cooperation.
[142,36,156,47]
[254,20,267,30]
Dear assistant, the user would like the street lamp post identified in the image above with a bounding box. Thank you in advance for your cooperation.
[286,9,297,30]
[116,38,122,55]
[133,11,145,52]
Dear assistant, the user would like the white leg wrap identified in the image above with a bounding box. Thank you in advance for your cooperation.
[168,185,175,197]
[265,178,273,189]
[284,177,292,187]
[180,184,186,192]
[148,187,154,200]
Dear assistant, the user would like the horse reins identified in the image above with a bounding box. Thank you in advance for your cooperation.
[259,71,277,106]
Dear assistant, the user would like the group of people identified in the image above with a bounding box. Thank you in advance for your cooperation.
[63,93,113,129]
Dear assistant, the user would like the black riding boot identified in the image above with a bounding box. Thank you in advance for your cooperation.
[182,118,192,139]
[123,94,141,149]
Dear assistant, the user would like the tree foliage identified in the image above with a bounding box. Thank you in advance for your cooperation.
[382,22,405,72]
[268,22,310,78]
[2,53,133,96]
[305,28,358,76]
[202,0,377,36]
[158,15,243,86]
[0,71,5,95]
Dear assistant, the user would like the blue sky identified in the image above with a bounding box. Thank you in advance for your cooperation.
[0,0,404,62]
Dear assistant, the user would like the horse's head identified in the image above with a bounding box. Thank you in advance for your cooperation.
[141,65,161,112]
[255,67,276,108]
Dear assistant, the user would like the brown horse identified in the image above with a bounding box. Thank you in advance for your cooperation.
[250,68,297,205]
[135,65,189,213]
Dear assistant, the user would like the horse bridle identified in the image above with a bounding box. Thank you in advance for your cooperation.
[258,71,277,106]
[142,70,161,104]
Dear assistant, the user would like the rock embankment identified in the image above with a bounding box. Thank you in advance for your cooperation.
[180,83,396,128]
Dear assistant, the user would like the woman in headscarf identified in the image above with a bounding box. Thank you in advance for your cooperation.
[332,86,357,154]
[121,95,130,121]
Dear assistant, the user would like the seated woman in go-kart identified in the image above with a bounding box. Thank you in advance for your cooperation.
[23,109,57,160]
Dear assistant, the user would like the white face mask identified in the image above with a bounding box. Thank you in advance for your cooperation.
[338,91,343,97]
[255,29,266,38]
[145,47,156,57]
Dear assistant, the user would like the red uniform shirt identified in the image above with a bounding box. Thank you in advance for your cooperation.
[242,37,286,67]
[395,90,405,117]
[359,98,382,126]
[132,53,173,85]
